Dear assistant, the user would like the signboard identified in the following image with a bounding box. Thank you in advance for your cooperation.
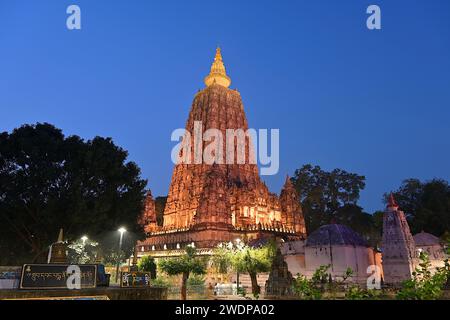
[20,264,97,290]
[120,271,151,288]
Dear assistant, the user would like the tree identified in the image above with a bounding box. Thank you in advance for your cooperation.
[138,255,157,279]
[0,123,147,263]
[213,241,275,298]
[67,238,99,264]
[159,246,207,300]
[385,179,450,236]
[291,164,367,234]
[335,204,381,247]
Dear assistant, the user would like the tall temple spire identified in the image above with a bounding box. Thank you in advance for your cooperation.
[57,228,64,243]
[284,175,294,188]
[387,193,399,209]
[204,47,231,88]
[382,192,417,284]
[138,48,306,253]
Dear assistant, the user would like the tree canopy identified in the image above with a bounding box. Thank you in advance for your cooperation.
[386,179,450,237]
[291,164,370,236]
[0,123,147,264]
[138,255,157,279]
[159,246,207,277]
[213,241,275,297]
[159,246,207,300]
[291,164,449,245]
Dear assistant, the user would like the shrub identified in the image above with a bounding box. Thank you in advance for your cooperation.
[397,252,449,300]
[345,286,381,300]
[151,276,170,288]
[292,265,354,300]
[138,256,157,279]
[292,274,323,300]
[159,246,207,300]
[187,274,206,287]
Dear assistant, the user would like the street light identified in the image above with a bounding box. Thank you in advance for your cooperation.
[235,238,242,294]
[80,236,89,264]
[115,227,127,284]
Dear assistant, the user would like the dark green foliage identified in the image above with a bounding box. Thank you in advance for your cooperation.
[138,255,157,279]
[0,123,147,264]
[187,274,206,287]
[213,241,276,298]
[292,164,366,217]
[67,239,99,264]
[292,265,353,300]
[150,276,170,288]
[292,164,449,247]
[386,179,450,237]
[291,164,381,245]
[334,204,381,247]
[159,246,207,276]
[292,274,323,300]
[159,246,207,300]
[345,286,382,300]
[396,252,450,300]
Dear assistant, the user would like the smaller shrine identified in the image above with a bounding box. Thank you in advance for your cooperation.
[381,194,417,285]
[265,248,294,297]
[47,229,68,264]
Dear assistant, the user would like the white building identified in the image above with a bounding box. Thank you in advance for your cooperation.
[282,224,382,284]
[413,231,446,272]
[280,195,447,287]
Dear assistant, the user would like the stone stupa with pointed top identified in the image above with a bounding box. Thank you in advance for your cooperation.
[48,228,68,264]
[138,48,306,255]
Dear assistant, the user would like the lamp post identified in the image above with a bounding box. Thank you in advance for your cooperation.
[115,227,127,284]
[235,238,242,295]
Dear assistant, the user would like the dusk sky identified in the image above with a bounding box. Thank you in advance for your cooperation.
[1,0,449,213]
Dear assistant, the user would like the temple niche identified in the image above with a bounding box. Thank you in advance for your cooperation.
[137,48,306,256]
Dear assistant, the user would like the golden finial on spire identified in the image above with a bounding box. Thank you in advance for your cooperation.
[204,47,231,88]
[215,46,223,61]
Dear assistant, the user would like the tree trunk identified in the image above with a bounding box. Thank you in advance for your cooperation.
[31,244,48,263]
[249,272,260,296]
[181,272,189,300]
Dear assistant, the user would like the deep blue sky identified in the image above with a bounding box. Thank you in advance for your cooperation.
[1,0,449,213]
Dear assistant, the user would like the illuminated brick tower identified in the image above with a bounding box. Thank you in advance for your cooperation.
[138,48,306,255]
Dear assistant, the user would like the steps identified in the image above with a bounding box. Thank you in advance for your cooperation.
[231,273,269,294]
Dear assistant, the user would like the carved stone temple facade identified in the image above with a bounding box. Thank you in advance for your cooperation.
[137,48,306,257]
